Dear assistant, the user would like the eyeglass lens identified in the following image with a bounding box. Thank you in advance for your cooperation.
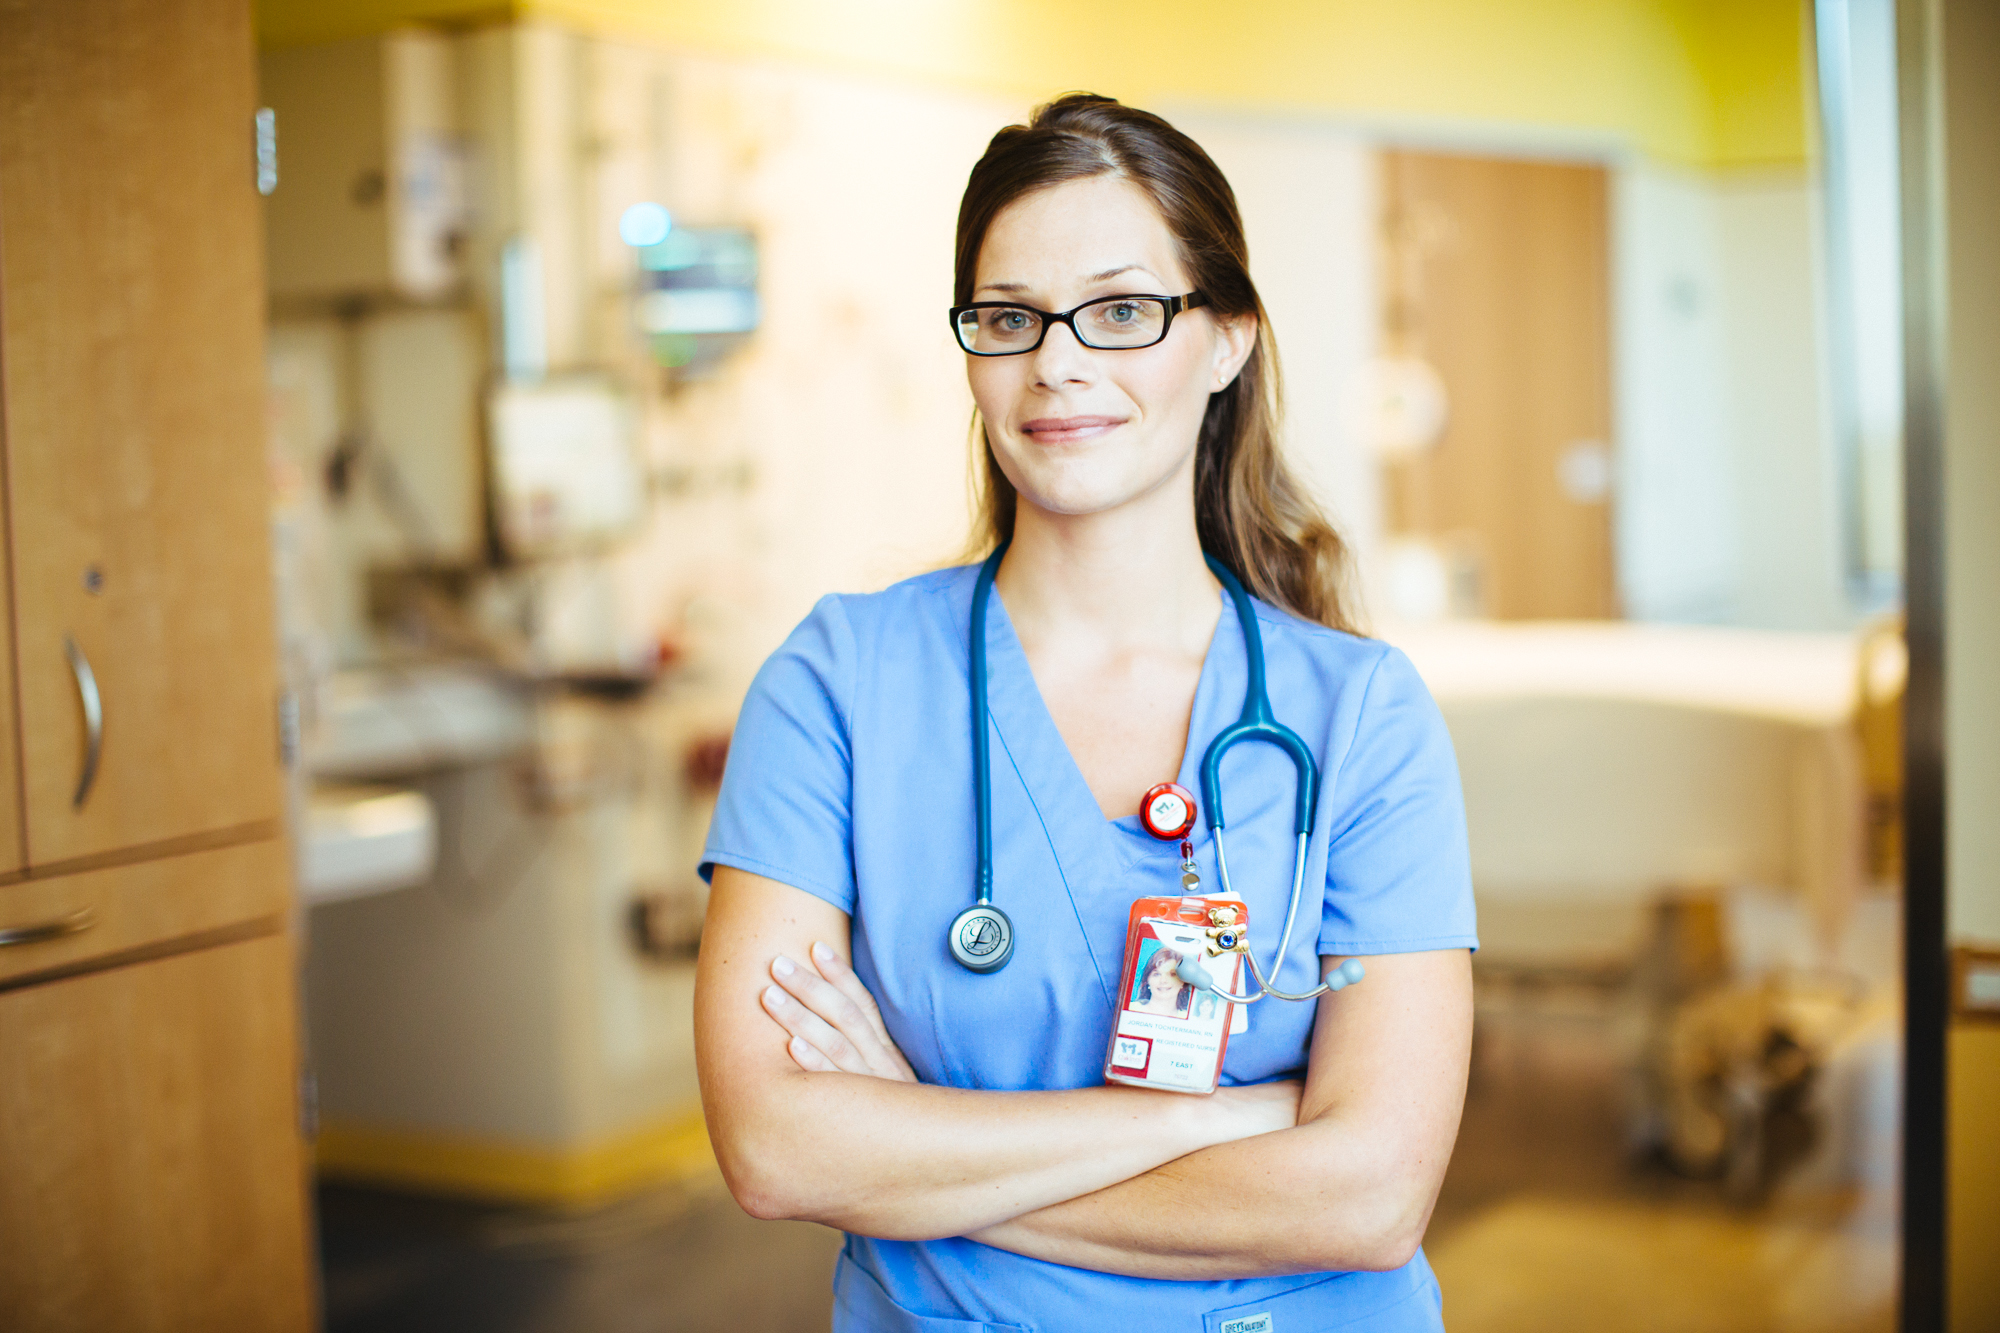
[955,297,1170,354]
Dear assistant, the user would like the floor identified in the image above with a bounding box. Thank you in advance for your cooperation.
[1425,978,1897,1333]
[318,1173,841,1333]
[317,982,1896,1332]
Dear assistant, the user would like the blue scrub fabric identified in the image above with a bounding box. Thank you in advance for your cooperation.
[702,564,1478,1333]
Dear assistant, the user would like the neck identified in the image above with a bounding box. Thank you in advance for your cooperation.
[993,465,1218,653]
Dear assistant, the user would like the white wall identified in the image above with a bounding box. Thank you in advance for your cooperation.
[1614,162,1740,623]
[1169,114,1381,622]
[1614,163,1851,632]
[577,35,1012,690]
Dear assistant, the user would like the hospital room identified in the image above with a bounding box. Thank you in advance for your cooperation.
[2,1,1997,1330]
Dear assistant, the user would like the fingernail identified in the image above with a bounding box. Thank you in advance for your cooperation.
[764,985,787,1006]
[772,955,795,977]
[811,941,834,962]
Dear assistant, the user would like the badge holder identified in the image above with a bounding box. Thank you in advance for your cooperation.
[1103,893,1248,1096]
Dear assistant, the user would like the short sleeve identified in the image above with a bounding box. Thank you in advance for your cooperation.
[1318,646,1478,956]
[699,595,859,915]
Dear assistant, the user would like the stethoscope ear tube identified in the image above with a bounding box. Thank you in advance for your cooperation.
[1198,556,1319,837]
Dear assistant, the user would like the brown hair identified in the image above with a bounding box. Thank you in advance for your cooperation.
[956,93,1360,633]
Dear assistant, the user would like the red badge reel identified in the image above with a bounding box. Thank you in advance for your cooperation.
[1138,782,1198,841]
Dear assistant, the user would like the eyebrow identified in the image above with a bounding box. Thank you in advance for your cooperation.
[976,264,1154,296]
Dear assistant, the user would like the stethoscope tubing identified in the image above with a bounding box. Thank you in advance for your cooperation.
[967,543,1348,1003]
[970,543,1006,907]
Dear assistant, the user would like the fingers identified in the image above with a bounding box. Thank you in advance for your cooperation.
[810,942,918,1081]
[785,1034,840,1073]
[767,954,911,1081]
[761,979,872,1076]
[808,943,892,1042]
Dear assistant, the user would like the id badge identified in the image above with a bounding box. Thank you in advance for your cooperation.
[1103,895,1247,1096]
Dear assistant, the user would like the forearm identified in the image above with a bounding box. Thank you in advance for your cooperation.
[704,1066,1233,1240]
[966,1110,1435,1279]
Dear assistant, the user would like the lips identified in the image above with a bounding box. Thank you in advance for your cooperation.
[1019,415,1125,443]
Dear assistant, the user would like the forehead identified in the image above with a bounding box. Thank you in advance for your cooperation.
[974,175,1188,293]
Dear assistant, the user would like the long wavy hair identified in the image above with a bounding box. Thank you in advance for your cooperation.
[955,93,1360,632]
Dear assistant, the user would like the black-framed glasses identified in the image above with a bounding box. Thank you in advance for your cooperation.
[948,292,1207,356]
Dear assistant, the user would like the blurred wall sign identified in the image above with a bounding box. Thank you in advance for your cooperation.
[632,226,759,372]
[488,379,643,559]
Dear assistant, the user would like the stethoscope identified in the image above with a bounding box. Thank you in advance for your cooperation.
[948,542,1366,1004]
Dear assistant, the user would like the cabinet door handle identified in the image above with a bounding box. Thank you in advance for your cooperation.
[64,635,102,808]
[0,908,96,949]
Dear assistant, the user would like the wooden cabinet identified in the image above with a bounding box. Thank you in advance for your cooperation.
[0,933,313,1332]
[0,0,282,870]
[0,1,313,1328]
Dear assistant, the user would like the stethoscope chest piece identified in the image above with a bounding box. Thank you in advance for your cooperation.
[949,902,1014,972]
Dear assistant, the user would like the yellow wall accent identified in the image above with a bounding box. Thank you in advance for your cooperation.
[1667,0,1813,167]
[1951,1024,2000,1329]
[315,1107,716,1208]
[253,0,1809,169]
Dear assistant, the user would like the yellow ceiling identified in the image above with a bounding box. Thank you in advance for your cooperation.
[253,0,1811,170]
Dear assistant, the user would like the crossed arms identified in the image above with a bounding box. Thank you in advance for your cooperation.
[693,866,1472,1280]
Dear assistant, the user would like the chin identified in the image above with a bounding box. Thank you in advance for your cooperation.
[1000,451,1171,521]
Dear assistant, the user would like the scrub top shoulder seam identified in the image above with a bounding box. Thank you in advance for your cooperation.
[700,849,857,917]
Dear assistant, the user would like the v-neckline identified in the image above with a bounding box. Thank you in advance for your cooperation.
[982,583,1239,867]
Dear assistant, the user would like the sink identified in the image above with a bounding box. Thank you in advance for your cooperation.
[302,783,437,904]
[309,664,533,780]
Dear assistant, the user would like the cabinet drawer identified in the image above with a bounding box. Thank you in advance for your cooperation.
[0,839,289,991]
[0,931,313,1330]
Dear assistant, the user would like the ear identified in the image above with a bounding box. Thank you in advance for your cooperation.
[1209,311,1258,392]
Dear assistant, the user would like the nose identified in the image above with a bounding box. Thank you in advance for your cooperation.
[1029,316,1095,389]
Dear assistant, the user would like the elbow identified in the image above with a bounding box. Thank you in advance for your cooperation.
[707,1112,816,1223]
[716,1141,810,1223]
[1351,1222,1425,1273]
[1305,1180,1434,1273]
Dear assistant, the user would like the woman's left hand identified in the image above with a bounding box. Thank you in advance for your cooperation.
[762,941,918,1082]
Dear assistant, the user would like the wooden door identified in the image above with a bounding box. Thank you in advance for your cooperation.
[0,930,313,1332]
[0,0,283,869]
[1379,151,1617,620]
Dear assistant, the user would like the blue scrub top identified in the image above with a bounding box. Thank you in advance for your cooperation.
[703,564,1477,1333]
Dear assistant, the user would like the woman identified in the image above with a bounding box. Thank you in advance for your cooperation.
[696,94,1476,1330]
[1132,946,1193,1018]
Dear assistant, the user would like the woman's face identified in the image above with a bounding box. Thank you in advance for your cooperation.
[966,175,1254,522]
[1146,949,1182,993]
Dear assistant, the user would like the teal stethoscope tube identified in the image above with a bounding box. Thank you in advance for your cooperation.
[960,541,1365,1003]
